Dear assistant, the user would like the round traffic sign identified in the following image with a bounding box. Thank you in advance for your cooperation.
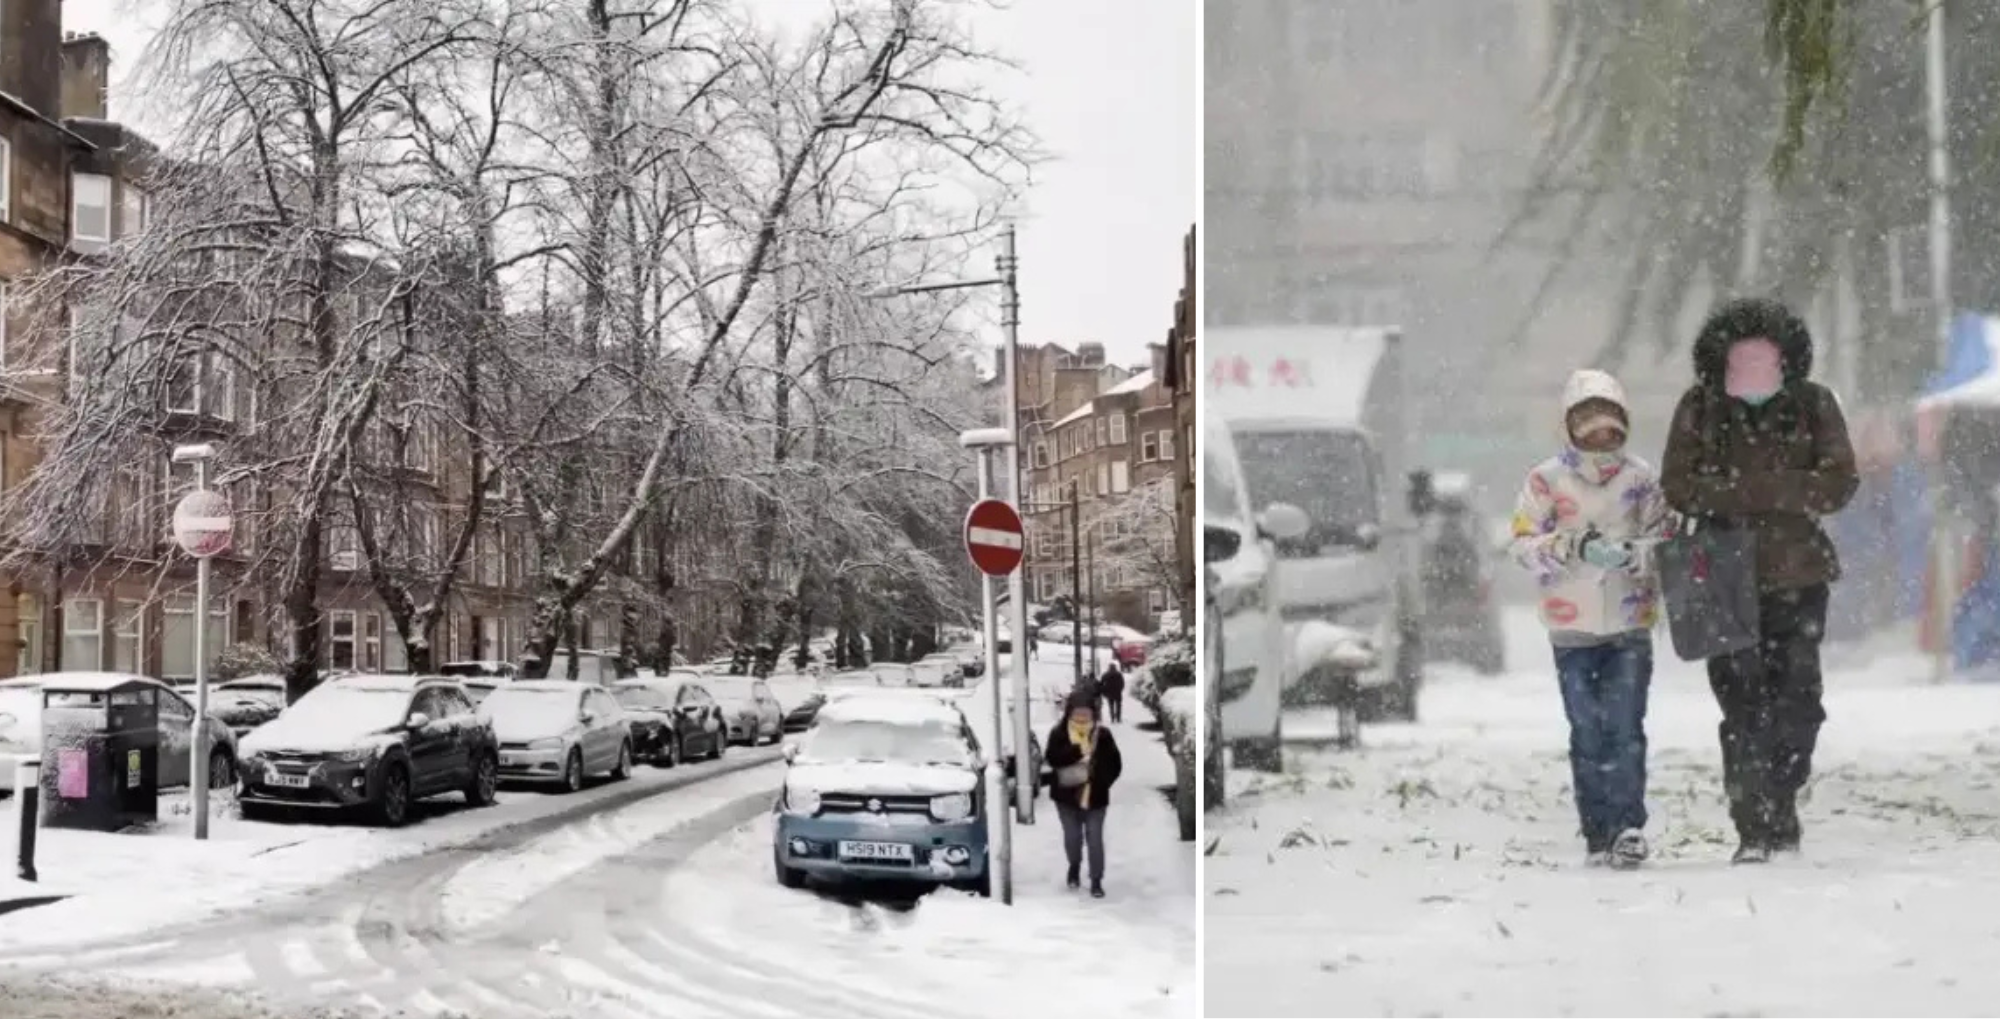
[172,489,234,558]
[963,498,1024,577]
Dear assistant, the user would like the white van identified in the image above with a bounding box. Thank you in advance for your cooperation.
[1209,325,1428,721]
[1204,416,1307,770]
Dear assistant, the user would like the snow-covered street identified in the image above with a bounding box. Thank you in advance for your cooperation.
[0,652,1194,1018]
[1206,609,2000,1018]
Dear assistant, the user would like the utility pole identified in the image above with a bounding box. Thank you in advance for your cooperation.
[1086,529,1098,678]
[999,224,1034,825]
[959,431,1014,905]
[1927,0,1955,685]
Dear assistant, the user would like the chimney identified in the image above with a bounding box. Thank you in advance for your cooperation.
[3,0,64,116]
[1149,342,1168,379]
[1078,342,1106,368]
[61,32,112,120]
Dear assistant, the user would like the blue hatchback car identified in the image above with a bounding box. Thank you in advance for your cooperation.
[772,692,991,896]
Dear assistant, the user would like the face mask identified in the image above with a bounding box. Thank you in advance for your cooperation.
[1737,389,1778,408]
[1576,449,1624,481]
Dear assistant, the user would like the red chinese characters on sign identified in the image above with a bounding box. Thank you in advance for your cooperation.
[1211,356,1315,388]
[1211,356,1251,388]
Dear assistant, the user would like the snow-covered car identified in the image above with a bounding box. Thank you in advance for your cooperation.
[236,674,498,826]
[609,676,729,764]
[481,681,634,791]
[781,689,827,732]
[773,693,991,896]
[438,660,517,681]
[915,654,962,688]
[708,678,783,745]
[211,675,286,736]
[1206,415,1309,773]
[0,673,243,791]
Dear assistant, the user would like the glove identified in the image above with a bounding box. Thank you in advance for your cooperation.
[1580,536,1633,570]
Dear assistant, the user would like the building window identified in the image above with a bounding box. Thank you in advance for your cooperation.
[329,610,357,670]
[17,596,40,676]
[162,597,227,679]
[1112,461,1130,493]
[0,278,10,368]
[211,355,236,420]
[329,524,361,571]
[1150,588,1169,613]
[70,173,113,251]
[1139,432,1159,462]
[1109,413,1127,445]
[1096,418,1108,446]
[384,617,408,672]
[63,598,103,670]
[1033,443,1049,468]
[363,613,382,672]
[122,185,148,237]
[1160,429,1176,460]
[0,137,11,222]
[1097,464,1110,496]
[113,599,144,673]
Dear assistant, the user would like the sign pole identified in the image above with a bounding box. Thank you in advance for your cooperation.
[974,452,1012,905]
[190,457,212,841]
[998,226,1035,826]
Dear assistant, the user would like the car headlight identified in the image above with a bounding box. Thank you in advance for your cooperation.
[330,747,376,764]
[784,785,821,816]
[930,792,973,822]
[528,737,564,750]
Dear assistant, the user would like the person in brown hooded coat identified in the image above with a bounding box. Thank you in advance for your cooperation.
[1660,297,1859,864]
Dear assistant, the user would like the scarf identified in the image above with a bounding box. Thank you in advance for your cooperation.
[1067,719,1095,809]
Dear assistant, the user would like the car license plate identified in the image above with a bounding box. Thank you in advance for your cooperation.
[838,840,913,862]
[267,772,310,789]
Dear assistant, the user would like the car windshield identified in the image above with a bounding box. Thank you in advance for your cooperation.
[613,686,674,711]
[800,718,969,767]
[281,686,412,738]
[1233,429,1379,550]
[438,662,503,677]
[711,687,756,708]
[480,687,581,737]
[464,682,499,704]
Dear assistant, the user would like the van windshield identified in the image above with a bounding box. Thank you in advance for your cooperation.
[1233,429,1378,551]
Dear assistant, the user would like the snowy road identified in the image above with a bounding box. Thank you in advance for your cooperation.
[0,655,1195,1017]
[1207,610,2000,1018]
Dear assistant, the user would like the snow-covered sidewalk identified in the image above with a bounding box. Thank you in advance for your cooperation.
[1207,609,2000,1017]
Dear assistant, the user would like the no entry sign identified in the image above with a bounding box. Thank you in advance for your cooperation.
[963,498,1024,577]
[172,489,233,558]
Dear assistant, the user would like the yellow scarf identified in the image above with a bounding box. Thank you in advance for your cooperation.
[1067,720,1094,809]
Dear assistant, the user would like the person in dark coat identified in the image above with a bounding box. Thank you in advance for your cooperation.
[1070,668,1100,714]
[1661,297,1860,864]
[1099,662,1126,723]
[1043,695,1123,897]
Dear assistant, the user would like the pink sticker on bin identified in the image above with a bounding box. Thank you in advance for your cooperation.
[57,749,87,798]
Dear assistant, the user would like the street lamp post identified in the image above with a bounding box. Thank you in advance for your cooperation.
[1069,479,1082,686]
[957,427,1014,905]
[865,223,1033,824]
[1087,529,1098,678]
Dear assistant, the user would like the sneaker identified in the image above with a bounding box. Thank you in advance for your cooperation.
[1732,843,1772,865]
[1065,867,1080,890]
[1609,828,1649,870]
[1089,882,1105,899]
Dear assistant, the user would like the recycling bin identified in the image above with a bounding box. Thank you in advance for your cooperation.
[39,676,159,831]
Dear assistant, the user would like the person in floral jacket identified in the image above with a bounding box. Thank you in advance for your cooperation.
[1509,369,1671,869]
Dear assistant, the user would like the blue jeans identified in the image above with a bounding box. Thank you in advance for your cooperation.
[1552,635,1652,850]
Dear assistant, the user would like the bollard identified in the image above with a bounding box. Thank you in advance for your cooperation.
[15,757,38,882]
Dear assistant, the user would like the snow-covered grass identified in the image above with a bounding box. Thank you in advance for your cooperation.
[664,659,1195,1019]
[1207,607,2000,1017]
[0,755,773,953]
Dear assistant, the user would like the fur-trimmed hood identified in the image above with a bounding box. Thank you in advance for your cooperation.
[1692,297,1813,388]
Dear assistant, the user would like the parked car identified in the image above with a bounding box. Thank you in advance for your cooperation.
[0,673,242,791]
[439,660,516,680]
[913,655,959,688]
[236,674,498,826]
[609,676,729,765]
[1206,415,1309,773]
[460,678,505,705]
[527,649,627,686]
[211,676,287,736]
[773,692,990,896]
[709,678,784,745]
[480,681,633,791]
[1107,625,1154,669]
[781,689,827,732]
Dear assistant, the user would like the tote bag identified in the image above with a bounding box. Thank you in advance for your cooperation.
[1655,519,1762,662]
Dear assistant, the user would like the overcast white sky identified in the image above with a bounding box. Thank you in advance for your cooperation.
[61,0,1196,368]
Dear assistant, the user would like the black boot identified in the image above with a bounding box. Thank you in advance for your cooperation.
[1732,843,1772,865]
[1089,880,1105,899]
[1066,864,1080,889]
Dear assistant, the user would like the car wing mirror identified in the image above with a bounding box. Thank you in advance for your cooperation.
[580,711,596,724]
[406,712,432,731]
[782,740,801,762]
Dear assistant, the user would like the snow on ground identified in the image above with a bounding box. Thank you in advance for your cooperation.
[1207,607,2000,1018]
[437,761,783,932]
[0,755,766,953]
[663,652,1195,1019]
[0,973,355,1019]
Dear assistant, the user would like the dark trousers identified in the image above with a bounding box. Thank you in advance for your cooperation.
[1104,692,1123,723]
[1552,634,1652,851]
[1707,583,1829,848]
[1056,801,1106,883]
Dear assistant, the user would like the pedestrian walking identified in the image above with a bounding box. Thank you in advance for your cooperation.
[1099,661,1126,723]
[1507,368,1671,869]
[1043,694,1123,897]
[1661,297,1858,864]
[1070,667,1101,717]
